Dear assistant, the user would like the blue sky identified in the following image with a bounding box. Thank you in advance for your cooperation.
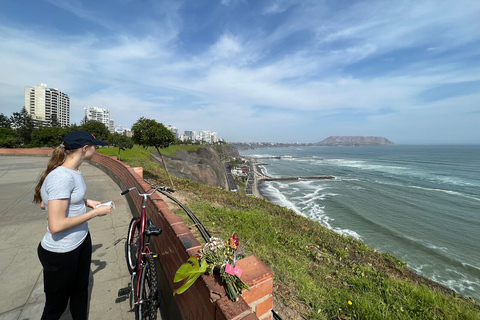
[1,0,479,144]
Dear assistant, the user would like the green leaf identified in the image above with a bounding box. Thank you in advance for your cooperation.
[173,257,207,295]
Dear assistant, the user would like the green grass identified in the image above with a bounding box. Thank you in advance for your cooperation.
[97,146,480,319]
[158,144,202,156]
[98,145,152,160]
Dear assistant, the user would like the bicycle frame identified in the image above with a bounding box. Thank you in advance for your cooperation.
[121,185,173,313]
[131,195,154,302]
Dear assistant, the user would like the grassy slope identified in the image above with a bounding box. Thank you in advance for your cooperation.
[98,146,480,320]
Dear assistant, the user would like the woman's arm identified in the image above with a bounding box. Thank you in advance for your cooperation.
[47,199,112,234]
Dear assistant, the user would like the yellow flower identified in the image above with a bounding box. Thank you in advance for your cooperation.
[348,301,353,305]
[374,249,377,253]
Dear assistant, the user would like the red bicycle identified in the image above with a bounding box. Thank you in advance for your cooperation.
[120,185,174,320]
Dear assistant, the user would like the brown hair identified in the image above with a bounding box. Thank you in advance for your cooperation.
[33,144,70,204]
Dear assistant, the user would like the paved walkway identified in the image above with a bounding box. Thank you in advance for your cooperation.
[0,156,147,320]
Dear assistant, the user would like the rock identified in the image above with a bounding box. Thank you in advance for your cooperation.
[155,145,240,189]
[315,136,395,146]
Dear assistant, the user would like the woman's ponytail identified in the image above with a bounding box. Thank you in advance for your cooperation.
[33,145,68,204]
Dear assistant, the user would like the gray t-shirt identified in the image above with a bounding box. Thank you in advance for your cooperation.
[40,166,89,253]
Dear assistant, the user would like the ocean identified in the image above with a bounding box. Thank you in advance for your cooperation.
[239,145,480,301]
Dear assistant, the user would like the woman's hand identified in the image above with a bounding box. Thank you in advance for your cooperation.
[94,204,112,217]
[85,199,101,208]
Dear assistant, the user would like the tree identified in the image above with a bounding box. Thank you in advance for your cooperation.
[30,126,67,148]
[108,133,134,160]
[0,128,18,148]
[0,113,11,128]
[80,115,89,125]
[131,117,176,187]
[79,121,111,142]
[10,107,34,145]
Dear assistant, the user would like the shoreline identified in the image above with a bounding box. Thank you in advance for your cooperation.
[249,158,268,199]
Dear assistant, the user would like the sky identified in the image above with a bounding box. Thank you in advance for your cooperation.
[1,0,479,144]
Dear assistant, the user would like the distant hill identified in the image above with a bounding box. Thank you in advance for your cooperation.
[315,136,395,146]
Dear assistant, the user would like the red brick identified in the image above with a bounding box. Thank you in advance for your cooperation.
[170,222,190,235]
[132,167,143,178]
[241,313,260,320]
[201,273,226,301]
[255,296,273,318]
[258,313,272,320]
[178,233,202,251]
[216,296,251,320]
[241,277,273,305]
[164,212,184,226]
[186,246,202,257]
[237,256,273,287]
[0,148,53,155]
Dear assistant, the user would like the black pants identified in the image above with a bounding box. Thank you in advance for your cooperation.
[37,233,92,320]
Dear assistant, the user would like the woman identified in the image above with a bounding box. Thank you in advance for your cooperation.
[33,130,113,320]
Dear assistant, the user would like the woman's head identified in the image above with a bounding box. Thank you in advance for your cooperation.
[62,130,107,161]
[62,130,107,150]
[33,131,107,204]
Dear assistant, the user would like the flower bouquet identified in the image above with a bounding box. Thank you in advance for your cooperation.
[173,234,250,301]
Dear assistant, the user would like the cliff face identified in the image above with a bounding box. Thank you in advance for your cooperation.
[157,145,240,189]
[316,136,395,146]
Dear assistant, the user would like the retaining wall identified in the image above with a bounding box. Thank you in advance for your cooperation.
[0,149,273,320]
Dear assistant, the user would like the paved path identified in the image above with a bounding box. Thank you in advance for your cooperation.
[0,156,148,320]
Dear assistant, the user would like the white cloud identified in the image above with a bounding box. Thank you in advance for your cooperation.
[1,0,479,143]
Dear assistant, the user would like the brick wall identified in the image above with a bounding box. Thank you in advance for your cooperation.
[0,149,273,320]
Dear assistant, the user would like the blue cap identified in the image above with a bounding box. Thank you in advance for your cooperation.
[63,130,108,150]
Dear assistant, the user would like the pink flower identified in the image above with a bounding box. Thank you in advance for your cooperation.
[231,234,239,247]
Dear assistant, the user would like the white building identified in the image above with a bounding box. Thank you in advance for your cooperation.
[184,130,197,142]
[109,119,115,133]
[84,106,111,130]
[199,131,219,144]
[24,83,70,127]
[114,125,132,137]
[167,124,178,138]
[115,125,126,135]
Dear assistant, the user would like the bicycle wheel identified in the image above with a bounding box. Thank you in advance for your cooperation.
[138,255,159,320]
[126,218,140,274]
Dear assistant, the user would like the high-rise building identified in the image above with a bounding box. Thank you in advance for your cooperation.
[24,83,70,127]
[109,119,115,133]
[167,124,178,138]
[84,106,111,130]
[184,130,197,142]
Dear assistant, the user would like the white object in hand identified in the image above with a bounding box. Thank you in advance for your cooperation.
[96,201,115,209]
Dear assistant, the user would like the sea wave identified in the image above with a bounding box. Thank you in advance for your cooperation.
[306,157,480,188]
[260,181,361,240]
[372,179,480,202]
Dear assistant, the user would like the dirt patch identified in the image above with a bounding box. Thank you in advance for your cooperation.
[273,282,309,319]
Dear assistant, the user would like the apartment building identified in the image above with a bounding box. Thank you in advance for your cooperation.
[184,130,197,142]
[167,124,178,138]
[200,130,219,144]
[84,106,112,131]
[24,83,70,127]
[109,119,115,133]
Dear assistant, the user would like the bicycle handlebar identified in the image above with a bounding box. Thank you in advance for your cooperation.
[120,185,174,196]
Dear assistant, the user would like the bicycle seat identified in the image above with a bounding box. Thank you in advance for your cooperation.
[144,219,162,236]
